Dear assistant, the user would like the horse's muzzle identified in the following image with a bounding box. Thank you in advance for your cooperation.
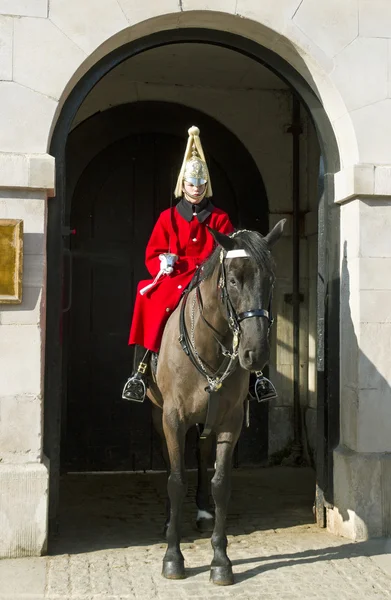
[239,347,269,372]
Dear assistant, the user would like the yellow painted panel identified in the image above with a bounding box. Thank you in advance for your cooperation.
[0,220,23,303]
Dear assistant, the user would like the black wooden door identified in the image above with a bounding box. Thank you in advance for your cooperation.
[63,132,268,471]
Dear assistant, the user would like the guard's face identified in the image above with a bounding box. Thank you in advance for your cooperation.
[183,181,206,203]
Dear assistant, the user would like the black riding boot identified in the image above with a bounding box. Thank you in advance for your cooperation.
[122,347,151,402]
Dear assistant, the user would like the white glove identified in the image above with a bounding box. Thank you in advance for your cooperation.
[159,253,177,275]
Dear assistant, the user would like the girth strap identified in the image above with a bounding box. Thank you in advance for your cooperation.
[199,389,221,440]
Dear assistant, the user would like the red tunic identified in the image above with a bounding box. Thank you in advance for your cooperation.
[128,205,234,352]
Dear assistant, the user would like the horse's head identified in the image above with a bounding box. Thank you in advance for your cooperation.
[209,220,285,372]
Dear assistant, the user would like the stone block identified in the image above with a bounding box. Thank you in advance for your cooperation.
[359,0,391,38]
[0,153,29,188]
[359,199,391,258]
[332,38,388,113]
[334,164,374,205]
[0,460,49,557]
[332,112,360,172]
[236,0,302,36]
[14,17,86,102]
[0,0,47,17]
[268,406,293,457]
[0,325,42,396]
[28,154,55,193]
[340,385,358,451]
[0,154,55,191]
[0,16,12,80]
[23,254,45,288]
[118,0,179,24]
[357,389,391,453]
[304,406,316,455]
[0,286,42,325]
[360,258,391,290]
[328,445,390,540]
[374,166,391,196]
[350,99,391,165]
[0,395,42,461]
[294,0,358,58]
[49,0,128,55]
[182,0,236,12]
[0,82,56,154]
[360,290,391,323]
[340,200,360,256]
[304,211,317,236]
[280,20,334,76]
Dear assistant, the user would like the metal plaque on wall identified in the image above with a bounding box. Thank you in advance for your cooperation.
[0,219,23,304]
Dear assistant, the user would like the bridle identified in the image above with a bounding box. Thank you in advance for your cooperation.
[179,243,274,394]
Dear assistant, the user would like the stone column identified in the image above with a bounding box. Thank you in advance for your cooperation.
[0,154,54,557]
[328,165,391,540]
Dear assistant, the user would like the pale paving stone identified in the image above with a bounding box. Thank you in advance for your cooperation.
[14,17,86,101]
[332,37,388,112]
[0,16,12,80]
[294,0,358,58]
[0,82,56,154]
[49,0,129,55]
[359,0,391,38]
[0,0,47,18]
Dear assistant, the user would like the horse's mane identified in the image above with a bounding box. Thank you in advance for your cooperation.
[199,229,275,284]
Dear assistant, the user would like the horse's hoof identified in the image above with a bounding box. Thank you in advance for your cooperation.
[196,516,214,532]
[210,565,234,586]
[162,560,186,580]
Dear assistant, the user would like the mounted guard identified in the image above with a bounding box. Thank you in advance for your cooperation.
[122,126,234,402]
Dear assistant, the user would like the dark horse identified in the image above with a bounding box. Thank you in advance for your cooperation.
[147,220,285,585]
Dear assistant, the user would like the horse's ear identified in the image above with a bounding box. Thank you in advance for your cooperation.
[207,227,236,251]
[264,219,286,248]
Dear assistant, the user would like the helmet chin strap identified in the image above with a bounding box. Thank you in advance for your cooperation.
[183,187,207,204]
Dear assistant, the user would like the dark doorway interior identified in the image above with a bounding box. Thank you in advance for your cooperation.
[62,103,270,472]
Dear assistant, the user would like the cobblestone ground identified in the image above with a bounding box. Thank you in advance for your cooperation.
[1,468,391,600]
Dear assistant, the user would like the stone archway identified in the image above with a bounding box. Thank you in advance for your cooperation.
[45,26,340,541]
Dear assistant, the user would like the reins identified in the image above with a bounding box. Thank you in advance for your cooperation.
[178,241,274,439]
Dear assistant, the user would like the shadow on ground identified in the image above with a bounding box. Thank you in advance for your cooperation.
[50,466,316,555]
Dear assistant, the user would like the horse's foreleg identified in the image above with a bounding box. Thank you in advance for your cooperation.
[196,433,214,531]
[161,410,187,580]
[209,427,240,586]
[151,405,171,533]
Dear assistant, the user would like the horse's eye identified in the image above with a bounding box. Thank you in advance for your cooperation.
[229,278,237,287]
